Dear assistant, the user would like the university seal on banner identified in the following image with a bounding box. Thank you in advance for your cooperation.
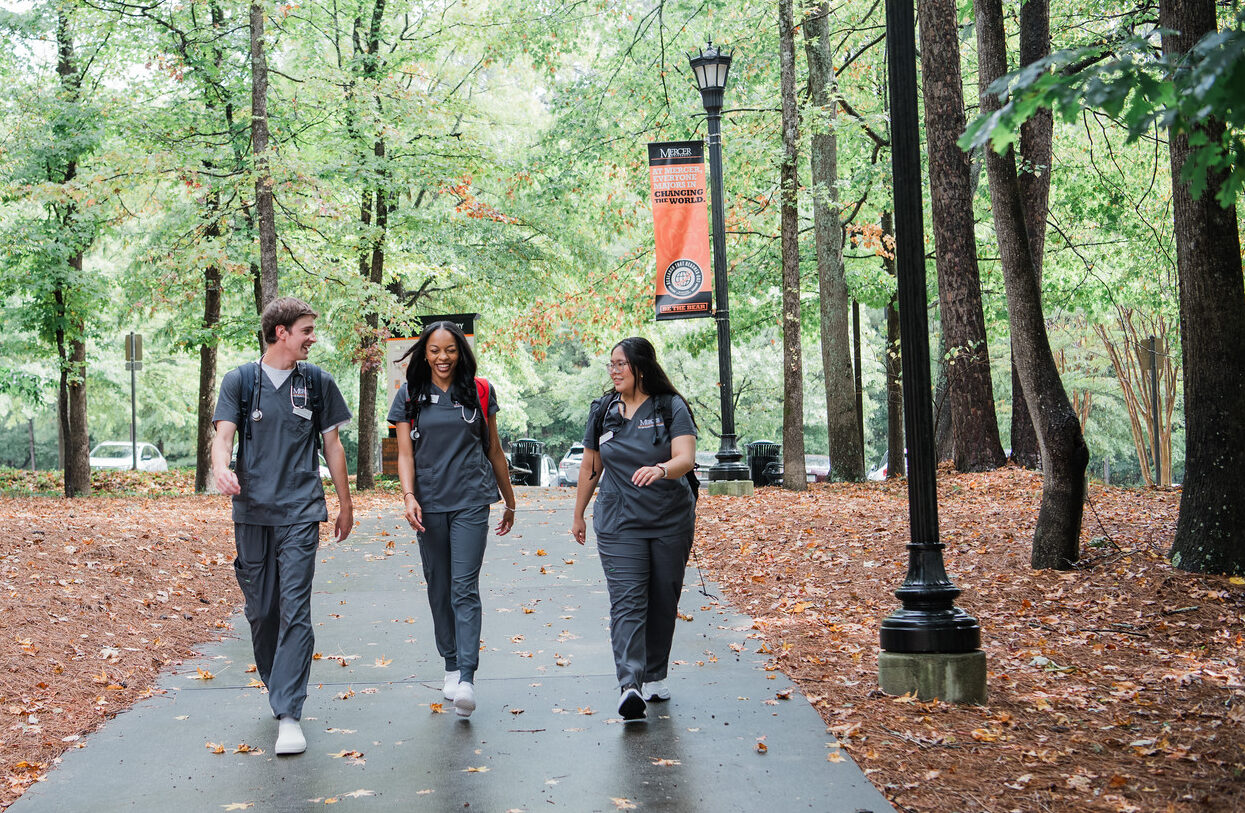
[664,259,704,299]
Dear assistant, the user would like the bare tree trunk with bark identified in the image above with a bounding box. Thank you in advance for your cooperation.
[804,2,862,480]
[1009,0,1053,470]
[917,0,1006,473]
[1162,0,1245,575]
[251,0,278,309]
[778,0,806,490]
[977,0,1087,569]
[195,222,222,493]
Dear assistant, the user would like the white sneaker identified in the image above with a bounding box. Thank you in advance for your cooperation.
[275,715,306,755]
[618,687,646,721]
[642,680,671,701]
[454,681,476,718]
[443,670,461,701]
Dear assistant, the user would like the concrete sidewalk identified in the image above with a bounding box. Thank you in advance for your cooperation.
[11,489,893,812]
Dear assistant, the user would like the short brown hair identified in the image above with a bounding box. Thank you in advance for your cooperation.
[261,297,318,344]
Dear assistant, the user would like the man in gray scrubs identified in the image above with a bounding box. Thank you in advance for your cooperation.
[211,297,353,755]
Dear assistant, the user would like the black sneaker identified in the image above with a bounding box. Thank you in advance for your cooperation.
[618,687,647,721]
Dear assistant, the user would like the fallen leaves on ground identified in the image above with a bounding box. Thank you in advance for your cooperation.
[693,465,1244,812]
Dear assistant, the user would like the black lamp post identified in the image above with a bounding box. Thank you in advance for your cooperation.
[688,40,749,482]
[877,0,983,697]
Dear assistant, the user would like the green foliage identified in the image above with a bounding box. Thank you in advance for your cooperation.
[962,9,1245,205]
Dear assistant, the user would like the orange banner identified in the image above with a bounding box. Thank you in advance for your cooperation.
[649,141,713,320]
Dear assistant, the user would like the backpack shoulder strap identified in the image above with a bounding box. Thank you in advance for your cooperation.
[475,377,490,425]
[297,362,325,451]
[591,391,621,441]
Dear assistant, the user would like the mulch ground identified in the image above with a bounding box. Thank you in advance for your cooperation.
[0,465,1241,811]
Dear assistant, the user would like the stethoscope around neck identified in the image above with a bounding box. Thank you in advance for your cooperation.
[247,361,308,439]
[409,388,478,441]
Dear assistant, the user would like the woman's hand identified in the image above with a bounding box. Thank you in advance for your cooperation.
[403,492,425,532]
[570,515,587,546]
[631,464,667,487]
[495,505,515,536]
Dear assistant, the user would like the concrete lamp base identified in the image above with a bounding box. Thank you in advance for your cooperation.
[707,480,755,497]
[878,650,988,705]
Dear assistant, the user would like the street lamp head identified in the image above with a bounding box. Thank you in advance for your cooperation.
[687,39,732,112]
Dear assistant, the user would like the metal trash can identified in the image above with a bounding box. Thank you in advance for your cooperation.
[512,438,545,486]
[746,441,782,486]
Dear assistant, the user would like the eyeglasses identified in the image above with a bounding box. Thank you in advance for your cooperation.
[605,360,630,373]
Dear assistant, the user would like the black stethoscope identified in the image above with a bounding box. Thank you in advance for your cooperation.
[247,362,307,432]
[409,391,478,441]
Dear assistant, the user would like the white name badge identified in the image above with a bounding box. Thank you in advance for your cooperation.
[599,430,615,445]
[430,394,440,404]
[292,406,313,420]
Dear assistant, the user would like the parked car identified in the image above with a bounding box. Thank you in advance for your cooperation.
[539,454,559,487]
[89,442,169,472]
[805,454,831,483]
[558,443,585,486]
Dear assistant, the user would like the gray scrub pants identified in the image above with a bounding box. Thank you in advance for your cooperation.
[597,531,694,690]
[233,522,319,720]
[418,504,490,684]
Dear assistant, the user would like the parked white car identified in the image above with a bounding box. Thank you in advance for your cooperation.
[558,443,585,486]
[89,442,169,472]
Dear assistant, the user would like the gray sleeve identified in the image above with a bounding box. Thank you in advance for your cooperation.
[670,396,697,440]
[387,383,410,424]
[212,366,243,427]
[319,371,353,429]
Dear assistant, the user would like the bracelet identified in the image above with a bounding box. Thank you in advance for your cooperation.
[656,463,669,479]
[504,504,516,512]
[403,491,415,498]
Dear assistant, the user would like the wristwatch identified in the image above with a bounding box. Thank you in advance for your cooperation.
[656,463,669,479]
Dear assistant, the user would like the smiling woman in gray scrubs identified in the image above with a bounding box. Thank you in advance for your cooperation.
[570,337,697,721]
[389,321,517,719]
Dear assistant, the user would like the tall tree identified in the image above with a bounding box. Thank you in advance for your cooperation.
[977,0,1087,568]
[1008,0,1054,469]
[352,0,388,491]
[778,0,806,490]
[916,0,1006,472]
[1162,0,1245,575]
[804,1,863,480]
[250,0,277,310]
[52,6,91,497]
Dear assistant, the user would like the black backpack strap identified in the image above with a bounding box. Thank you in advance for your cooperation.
[656,393,700,500]
[591,391,621,444]
[298,362,325,453]
[236,362,258,463]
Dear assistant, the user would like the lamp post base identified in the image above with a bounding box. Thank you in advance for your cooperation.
[707,479,754,496]
[878,650,987,704]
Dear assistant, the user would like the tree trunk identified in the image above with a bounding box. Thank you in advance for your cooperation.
[251,0,278,308]
[932,334,953,461]
[354,0,388,491]
[917,0,1006,473]
[778,0,806,490]
[195,213,222,493]
[977,0,1087,569]
[1162,0,1245,575]
[54,8,90,498]
[882,212,905,479]
[1008,0,1052,470]
[804,2,862,481]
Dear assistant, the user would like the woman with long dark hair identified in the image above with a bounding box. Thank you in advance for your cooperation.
[389,321,517,718]
[570,337,698,721]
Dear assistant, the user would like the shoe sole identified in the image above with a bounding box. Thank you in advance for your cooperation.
[618,692,647,721]
[454,694,476,718]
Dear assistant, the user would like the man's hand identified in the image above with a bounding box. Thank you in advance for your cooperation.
[333,502,353,543]
[215,467,241,496]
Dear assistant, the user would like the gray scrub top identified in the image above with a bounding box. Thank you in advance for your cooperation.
[387,381,501,513]
[214,362,352,526]
[583,394,697,538]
